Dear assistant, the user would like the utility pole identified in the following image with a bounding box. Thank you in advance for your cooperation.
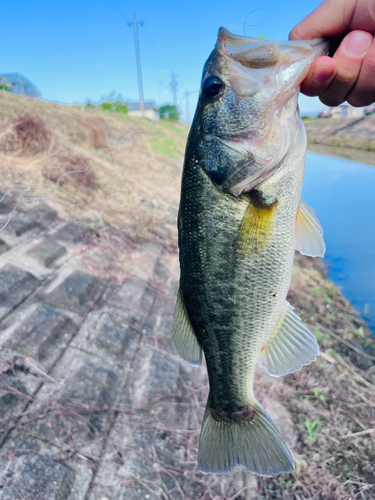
[128,14,144,117]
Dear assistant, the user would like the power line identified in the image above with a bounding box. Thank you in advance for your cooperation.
[142,24,168,68]
[127,13,145,117]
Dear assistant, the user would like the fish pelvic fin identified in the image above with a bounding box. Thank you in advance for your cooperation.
[236,190,277,255]
[295,200,325,257]
[172,287,202,366]
[259,301,319,377]
[198,399,294,476]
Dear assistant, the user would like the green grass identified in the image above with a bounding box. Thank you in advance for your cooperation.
[303,418,323,444]
[312,388,327,402]
[148,136,181,159]
[157,120,188,138]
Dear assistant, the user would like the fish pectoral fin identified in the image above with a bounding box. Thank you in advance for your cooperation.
[259,301,319,377]
[295,200,325,257]
[172,287,202,366]
[236,191,277,255]
[198,399,294,476]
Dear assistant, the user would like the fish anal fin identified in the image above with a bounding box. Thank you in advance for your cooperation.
[295,200,325,257]
[259,302,319,377]
[198,399,294,476]
[172,287,202,366]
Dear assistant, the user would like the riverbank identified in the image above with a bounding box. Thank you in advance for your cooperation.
[305,114,375,151]
[0,93,374,499]
[278,252,375,498]
[308,142,375,167]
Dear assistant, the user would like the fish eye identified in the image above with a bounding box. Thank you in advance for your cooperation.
[202,76,224,99]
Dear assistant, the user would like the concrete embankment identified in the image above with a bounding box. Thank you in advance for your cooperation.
[305,114,375,151]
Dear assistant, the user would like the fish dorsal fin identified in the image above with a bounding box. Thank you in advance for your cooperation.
[259,302,319,377]
[172,287,202,366]
[295,200,325,257]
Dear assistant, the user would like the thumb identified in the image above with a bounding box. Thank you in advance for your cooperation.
[289,0,357,40]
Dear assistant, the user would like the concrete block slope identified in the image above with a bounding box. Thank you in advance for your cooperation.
[0,202,259,500]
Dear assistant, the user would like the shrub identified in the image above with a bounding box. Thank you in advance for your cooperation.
[159,104,180,121]
[99,92,128,114]
[0,77,13,91]
[85,99,96,109]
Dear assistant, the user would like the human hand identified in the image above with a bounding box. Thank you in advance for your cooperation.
[289,0,375,106]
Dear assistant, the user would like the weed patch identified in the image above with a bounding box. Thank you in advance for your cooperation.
[0,114,51,155]
[43,152,96,189]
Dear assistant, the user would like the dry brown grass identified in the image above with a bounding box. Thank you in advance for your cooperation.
[85,117,107,149]
[0,114,52,155]
[42,152,96,189]
[0,92,187,237]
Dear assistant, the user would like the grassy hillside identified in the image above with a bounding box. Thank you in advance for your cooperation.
[0,90,188,244]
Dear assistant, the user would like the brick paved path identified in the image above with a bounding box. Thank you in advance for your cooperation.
[0,195,262,500]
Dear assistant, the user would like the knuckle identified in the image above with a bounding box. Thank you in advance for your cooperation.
[300,84,320,97]
[319,95,345,107]
[347,94,373,107]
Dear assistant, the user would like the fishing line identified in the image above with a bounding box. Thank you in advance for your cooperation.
[0,91,199,233]
[243,8,265,36]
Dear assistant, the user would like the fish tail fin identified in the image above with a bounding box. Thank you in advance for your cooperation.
[198,399,294,476]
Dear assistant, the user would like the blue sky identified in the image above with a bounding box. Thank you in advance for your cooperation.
[0,0,329,119]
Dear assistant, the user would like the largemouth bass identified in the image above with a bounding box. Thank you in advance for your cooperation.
[173,28,328,476]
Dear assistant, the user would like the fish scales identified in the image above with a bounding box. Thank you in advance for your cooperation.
[173,27,328,476]
[180,126,303,409]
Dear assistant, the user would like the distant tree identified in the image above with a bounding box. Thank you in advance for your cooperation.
[159,104,180,121]
[85,99,96,108]
[84,93,129,113]
[99,91,128,114]
[0,77,10,91]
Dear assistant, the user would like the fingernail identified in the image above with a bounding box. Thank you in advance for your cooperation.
[344,31,372,57]
[314,64,334,85]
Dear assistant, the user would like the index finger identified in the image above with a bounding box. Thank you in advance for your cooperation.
[289,0,358,40]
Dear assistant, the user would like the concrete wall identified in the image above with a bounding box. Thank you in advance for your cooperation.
[128,109,159,120]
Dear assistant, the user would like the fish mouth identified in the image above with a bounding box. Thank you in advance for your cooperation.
[216,27,329,97]
[217,26,329,64]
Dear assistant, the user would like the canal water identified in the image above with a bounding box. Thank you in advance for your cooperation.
[302,146,375,333]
